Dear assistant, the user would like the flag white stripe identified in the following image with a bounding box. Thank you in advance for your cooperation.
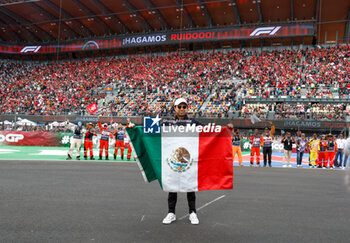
[161,131,199,192]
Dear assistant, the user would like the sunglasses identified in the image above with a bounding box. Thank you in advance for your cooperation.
[177,105,188,109]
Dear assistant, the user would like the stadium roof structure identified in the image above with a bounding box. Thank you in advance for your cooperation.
[0,0,348,45]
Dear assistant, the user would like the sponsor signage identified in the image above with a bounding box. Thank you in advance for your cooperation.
[20,46,41,53]
[0,24,314,54]
[283,121,322,128]
[0,131,61,146]
[250,26,281,36]
[0,133,24,143]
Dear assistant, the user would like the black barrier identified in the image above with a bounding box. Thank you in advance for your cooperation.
[0,114,348,131]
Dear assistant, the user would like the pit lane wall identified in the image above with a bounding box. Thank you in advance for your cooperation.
[0,114,349,130]
[0,131,298,154]
[1,115,348,150]
[0,131,124,148]
[0,131,61,146]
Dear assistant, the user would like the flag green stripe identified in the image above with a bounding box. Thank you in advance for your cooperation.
[127,127,162,187]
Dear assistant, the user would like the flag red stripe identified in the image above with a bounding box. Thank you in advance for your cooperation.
[197,127,233,191]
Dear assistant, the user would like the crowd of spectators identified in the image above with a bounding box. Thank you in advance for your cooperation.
[274,103,348,120]
[0,45,349,119]
[241,102,349,121]
[0,60,107,115]
[237,45,350,99]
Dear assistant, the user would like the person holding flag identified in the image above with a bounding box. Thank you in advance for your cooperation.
[129,98,201,225]
[127,97,233,225]
[161,98,201,225]
[114,124,125,160]
[84,123,96,160]
[98,117,112,160]
[66,120,85,160]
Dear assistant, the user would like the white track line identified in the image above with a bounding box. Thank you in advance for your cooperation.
[179,194,226,220]
[140,215,145,222]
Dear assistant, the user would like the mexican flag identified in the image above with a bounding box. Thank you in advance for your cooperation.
[127,125,233,192]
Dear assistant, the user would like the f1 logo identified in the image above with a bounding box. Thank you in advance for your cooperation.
[20,46,41,53]
[143,115,161,134]
[250,26,281,37]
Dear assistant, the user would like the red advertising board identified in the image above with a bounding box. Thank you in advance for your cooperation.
[0,131,61,146]
[0,24,314,54]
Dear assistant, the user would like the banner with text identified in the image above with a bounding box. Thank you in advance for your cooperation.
[0,24,315,54]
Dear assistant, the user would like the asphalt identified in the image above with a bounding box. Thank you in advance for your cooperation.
[0,160,349,243]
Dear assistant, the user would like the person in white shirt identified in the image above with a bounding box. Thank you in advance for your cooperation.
[335,133,346,168]
[66,120,86,160]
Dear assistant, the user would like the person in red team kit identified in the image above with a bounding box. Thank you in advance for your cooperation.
[98,119,112,160]
[125,118,134,160]
[114,124,125,160]
[317,135,327,168]
[84,123,96,160]
[250,129,261,166]
[325,134,338,169]
[124,135,132,160]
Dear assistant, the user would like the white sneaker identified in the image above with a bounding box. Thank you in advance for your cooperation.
[282,164,287,168]
[288,164,292,168]
[162,213,176,224]
[342,167,346,170]
[189,212,199,225]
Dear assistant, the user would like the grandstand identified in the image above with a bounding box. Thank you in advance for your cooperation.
[1,46,349,125]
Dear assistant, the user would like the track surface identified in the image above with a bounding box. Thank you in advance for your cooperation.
[0,160,349,243]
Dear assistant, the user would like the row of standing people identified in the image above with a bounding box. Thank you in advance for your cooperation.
[231,122,275,167]
[281,133,346,169]
[231,126,347,169]
[66,118,134,161]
